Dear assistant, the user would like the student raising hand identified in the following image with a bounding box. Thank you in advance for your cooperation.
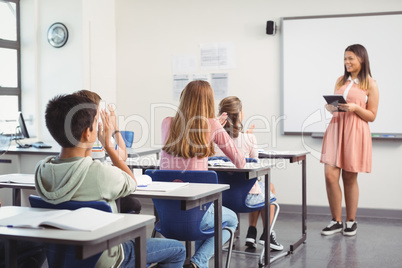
[98,109,114,150]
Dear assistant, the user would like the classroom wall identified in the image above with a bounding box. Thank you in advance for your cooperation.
[20,0,116,141]
[18,0,402,211]
[20,0,84,139]
[114,0,402,211]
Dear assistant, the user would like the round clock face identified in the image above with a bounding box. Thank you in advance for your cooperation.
[47,23,68,48]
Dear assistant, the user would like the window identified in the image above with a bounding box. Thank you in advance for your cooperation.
[0,0,20,128]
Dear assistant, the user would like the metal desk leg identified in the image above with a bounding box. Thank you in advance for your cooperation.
[214,194,223,268]
[262,171,271,267]
[13,188,21,206]
[134,226,147,268]
[5,239,18,268]
[289,159,307,252]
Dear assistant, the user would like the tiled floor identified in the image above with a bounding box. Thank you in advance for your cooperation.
[142,202,402,268]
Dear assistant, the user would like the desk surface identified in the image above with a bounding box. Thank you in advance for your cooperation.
[5,143,60,156]
[0,206,154,245]
[127,158,273,171]
[258,150,310,159]
[127,147,160,158]
[131,182,229,200]
[208,162,273,172]
[5,143,160,158]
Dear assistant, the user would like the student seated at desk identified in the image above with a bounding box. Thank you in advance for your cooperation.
[215,96,283,251]
[74,89,141,214]
[161,80,246,268]
[35,94,185,268]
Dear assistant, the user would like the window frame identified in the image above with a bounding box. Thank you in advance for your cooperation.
[0,0,21,110]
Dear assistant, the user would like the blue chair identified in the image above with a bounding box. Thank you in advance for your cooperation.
[119,130,134,148]
[28,195,112,268]
[211,157,280,264]
[144,169,234,268]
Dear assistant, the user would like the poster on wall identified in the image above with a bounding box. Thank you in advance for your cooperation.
[211,73,228,100]
[200,43,236,70]
[172,74,189,100]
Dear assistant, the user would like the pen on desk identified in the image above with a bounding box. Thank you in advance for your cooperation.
[7,225,13,228]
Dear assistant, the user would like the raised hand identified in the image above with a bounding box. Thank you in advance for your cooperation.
[217,112,228,127]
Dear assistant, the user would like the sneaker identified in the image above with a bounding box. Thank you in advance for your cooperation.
[321,219,343,236]
[245,226,257,248]
[344,220,357,236]
[183,262,197,268]
[258,229,284,251]
[269,230,284,251]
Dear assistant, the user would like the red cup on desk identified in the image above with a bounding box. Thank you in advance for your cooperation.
[120,131,134,148]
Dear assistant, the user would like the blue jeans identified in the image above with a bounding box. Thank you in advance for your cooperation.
[121,238,185,268]
[191,204,238,268]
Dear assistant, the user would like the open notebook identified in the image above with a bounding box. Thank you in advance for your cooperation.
[0,174,34,184]
[0,207,123,231]
[136,182,189,192]
[135,175,189,192]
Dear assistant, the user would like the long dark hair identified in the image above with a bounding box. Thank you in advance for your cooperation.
[338,44,371,90]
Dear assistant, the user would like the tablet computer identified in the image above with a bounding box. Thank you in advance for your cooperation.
[323,95,347,112]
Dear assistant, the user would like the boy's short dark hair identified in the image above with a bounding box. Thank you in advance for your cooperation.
[45,94,97,148]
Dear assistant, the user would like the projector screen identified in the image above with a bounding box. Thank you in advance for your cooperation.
[281,12,402,135]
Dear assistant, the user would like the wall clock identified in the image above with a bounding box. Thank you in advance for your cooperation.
[47,22,69,48]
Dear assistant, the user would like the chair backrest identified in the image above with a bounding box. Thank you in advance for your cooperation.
[120,130,134,148]
[213,157,268,213]
[145,169,220,241]
[29,195,113,212]
[29,195,112,268]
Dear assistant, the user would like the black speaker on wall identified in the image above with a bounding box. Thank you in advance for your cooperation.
[266,20,276,35]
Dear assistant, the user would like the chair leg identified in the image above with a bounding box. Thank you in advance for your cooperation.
[270,202,280,234]
[185,241,192,263]
[151,228,157,238]
[258,202,280,267]
[224,227,234,268]
[234,212,241,238]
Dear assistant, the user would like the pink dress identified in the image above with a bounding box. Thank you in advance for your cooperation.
[160,117,246,170]
[320,80,372,173]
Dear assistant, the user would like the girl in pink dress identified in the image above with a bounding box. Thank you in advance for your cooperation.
[320,44,379,236]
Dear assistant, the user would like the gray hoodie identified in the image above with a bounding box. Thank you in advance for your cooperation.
[35,155,137,267]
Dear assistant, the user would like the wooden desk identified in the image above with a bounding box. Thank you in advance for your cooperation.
[259,151,309,255]
[131,182,229,268]
[0,206,155,268]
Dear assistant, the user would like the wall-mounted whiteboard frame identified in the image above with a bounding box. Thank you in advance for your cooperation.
[281,11,402,136]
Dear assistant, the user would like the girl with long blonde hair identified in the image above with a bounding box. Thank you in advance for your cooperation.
[160,80,245,268]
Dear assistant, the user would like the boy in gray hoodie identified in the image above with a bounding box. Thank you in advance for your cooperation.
[35,94,185,268]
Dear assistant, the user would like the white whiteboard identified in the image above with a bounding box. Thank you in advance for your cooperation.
[281,12,402,134]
